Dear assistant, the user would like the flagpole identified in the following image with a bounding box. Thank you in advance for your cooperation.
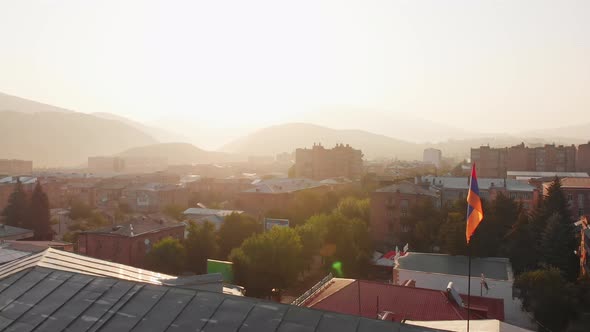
[467,243,471,332]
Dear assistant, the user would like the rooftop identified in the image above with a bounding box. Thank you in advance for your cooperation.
[0,176,37,184]
[507,171,589,178]
[0,249,434,332]
[558,177,590,189]
[423,176,535,192]
[304,278,504,322]
[82,218,185,237]
[375,181,438,197]
[0,223,34,240]
[406,319,533,332]
[244,178,324,194]
[397,252,512,281]
[183,207,243,217]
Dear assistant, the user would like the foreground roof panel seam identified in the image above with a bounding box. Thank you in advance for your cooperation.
[88,283,146,332]
[128,286,173,332]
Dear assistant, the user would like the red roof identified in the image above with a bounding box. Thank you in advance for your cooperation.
[307,279,504,322]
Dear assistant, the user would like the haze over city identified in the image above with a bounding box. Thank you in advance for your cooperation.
[1,0,590,149]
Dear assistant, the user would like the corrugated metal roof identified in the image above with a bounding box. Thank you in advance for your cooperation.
[0,224,34,239]
[183,208,243,217]
[0,252,437,332]
[244,178,324,194]
[423,176,535,192]
[559,177,590,189]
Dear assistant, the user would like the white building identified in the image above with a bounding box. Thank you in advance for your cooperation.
[394,252,536,331]
[423,148,442,168]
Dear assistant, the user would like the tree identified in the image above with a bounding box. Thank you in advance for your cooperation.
[163,205,185,221]
[1,179,29,228]
[439,212,468,256]
[30,182,53,240]
[471,193,518,257]
[504,211,537,274]
[69,201,93,220]
[230,227,303,298]
[335,197,370,222]
[146,237,186,275]
[185,221,218,274]
[400,199,443,252]
[305,213,372,278]
[530,178,578,280]
[515,268,578,331]
[217,213,261,259]
[540,213,579,280]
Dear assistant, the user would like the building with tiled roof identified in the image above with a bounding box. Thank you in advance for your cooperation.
[77,218,185,268]
[297,277,504,322]
[0,249,438,332]
[0,223,34,241]
[394,252,535,330]
[183,207,244,230]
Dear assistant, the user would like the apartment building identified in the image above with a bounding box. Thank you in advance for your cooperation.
[295,143,363,180]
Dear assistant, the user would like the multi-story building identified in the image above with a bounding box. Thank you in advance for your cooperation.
[187,177,254,203]
[88,156,125,173]
[122,183,189,213]
[577,142,590,175]
[543,177,590,219]
[236,178,329,217]
[422,148,442,168]
[0,159,33,175]
[295,143,363,180]
[423,176,539,210]
[77,217,185,268]
[370,181,439,245]
[471,143,578,178]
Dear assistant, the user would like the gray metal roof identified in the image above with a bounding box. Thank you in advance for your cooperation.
[423,176,535,192]
[397,253,512,281]
[244,178,324,194]
[375,181,438,197]
[0,265,437,331]
[0,224,34,240]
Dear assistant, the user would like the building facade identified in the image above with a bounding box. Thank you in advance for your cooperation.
[295,143,363,180]
[88,156,125,173]
[543,177,590,219]
[422,148,442,168]
[122,183,189,213]
[471,143,579,178]
[370,181,439,245]
[423,176,539,211]
[0,159,33,175]
[577,142,590,176]
[77,220,185,268]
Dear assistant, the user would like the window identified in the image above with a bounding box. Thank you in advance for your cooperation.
[567,194,573,202]
[579,208,584,218]
[579,194,585,207]
[401,225,410,233]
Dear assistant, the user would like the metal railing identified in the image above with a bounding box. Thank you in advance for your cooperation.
[291,273,333,306]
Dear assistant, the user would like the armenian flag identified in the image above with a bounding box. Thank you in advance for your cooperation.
[466,163,484,243]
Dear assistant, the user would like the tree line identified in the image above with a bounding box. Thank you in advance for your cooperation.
[146,196,372,298]
[1,180,53,240]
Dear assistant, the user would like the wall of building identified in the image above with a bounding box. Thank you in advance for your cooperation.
[0,159,33,176]
[295,144,363,180]
[78,226,185,268]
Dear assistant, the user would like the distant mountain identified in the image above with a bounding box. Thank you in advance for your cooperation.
[522,124,590,143]
[0,92,74,114]
[0,111,157,167]
[221,123,420,160]
[118,143,240,165]
[92,112,190,143]
[297,108,481,143]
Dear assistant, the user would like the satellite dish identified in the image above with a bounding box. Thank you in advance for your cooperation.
[144,239,150,245]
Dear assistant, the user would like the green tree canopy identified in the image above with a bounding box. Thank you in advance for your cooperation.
[230,227,303,298]
[1,180,29,229]
[30,182,53,240]
[146,237,186,275]
[335,197,370,222]
[515,268,578,332]
[69,201,93,220]
[185,221,218,274]
[504,211,537,274]
[217,213,261,259]
[470,193,519,257]
[400,199,443,252]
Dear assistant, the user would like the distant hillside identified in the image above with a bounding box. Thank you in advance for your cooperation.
[0,92,74,114]
[118,143,241,165]
[523,124,590,142]
[0,111,157,167]
[92,112,190,143]
[221,123,421,160]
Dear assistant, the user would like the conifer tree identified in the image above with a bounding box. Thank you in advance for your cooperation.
[30,182,53,240]
[1,179,29,228]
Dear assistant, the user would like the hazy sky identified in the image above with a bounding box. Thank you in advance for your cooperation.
[1,0,589,135]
